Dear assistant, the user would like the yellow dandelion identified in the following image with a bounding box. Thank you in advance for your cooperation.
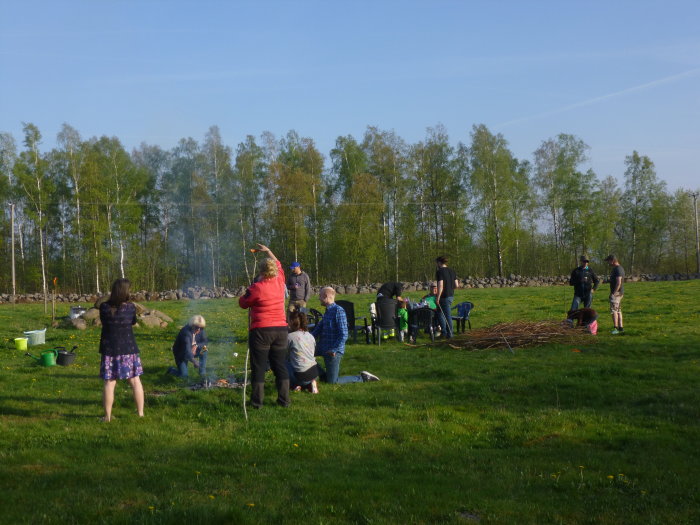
[578,465,585,469]
[209,495,215,500]
[247,503,255,507]
[293,443,299,447]
[607,475,614,479]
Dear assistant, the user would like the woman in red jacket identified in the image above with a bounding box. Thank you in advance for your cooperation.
[239,244,290,408]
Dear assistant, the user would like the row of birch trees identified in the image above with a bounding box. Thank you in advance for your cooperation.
[0,122,697,294]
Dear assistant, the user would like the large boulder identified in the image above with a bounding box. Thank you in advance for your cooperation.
[151,310,173,323]
[71,318,87,330]
[94,295,109,308]
[82,308,100,322]
[140,314,163,328]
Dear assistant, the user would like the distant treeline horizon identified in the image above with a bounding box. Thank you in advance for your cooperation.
[0,122,697,296]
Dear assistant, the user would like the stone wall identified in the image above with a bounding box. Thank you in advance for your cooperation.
[1,272,698,304]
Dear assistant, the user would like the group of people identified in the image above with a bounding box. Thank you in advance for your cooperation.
[96,247,626,419]
[238,244,379,409]
[376,255,461,342]
[567,254,625,335]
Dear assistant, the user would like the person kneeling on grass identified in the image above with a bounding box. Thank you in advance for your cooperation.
[168,315,208,380]
[565,308,599,335]
[311,286,380,384]
[286,310,321,394]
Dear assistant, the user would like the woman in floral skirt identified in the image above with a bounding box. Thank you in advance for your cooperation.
[99,278,144,421]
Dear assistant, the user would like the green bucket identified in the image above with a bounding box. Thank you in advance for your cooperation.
[14,338,28,351]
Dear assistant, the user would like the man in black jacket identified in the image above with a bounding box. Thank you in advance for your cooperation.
[569,255,599,310]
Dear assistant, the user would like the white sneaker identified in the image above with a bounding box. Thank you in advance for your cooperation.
[360,371,380,382]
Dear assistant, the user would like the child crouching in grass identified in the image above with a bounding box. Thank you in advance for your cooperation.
[286,311,320,394]
[566,307,599,335]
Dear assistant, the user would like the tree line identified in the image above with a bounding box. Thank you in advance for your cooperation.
[0,122,697,296]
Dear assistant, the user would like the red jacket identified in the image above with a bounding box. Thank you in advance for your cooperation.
[238,260,287,329]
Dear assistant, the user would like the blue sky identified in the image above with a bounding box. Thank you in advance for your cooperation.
[1,0,698,190]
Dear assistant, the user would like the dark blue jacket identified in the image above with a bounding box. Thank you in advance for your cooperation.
[172,324,208,364]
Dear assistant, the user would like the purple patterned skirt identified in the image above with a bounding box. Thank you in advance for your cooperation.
[100,353,144,380]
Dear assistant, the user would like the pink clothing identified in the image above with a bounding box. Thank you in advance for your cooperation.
[587,320,598,335]
[238,260,287,329]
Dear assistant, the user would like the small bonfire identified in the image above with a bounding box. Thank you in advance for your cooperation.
[444,320,592,351]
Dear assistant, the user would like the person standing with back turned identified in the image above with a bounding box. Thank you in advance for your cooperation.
[435,255,459,339]
[239,243,291,408]
[99,278,145,422]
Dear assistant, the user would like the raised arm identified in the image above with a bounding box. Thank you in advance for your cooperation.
[256,243,277,262]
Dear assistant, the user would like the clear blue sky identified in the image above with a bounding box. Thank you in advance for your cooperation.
[1,1,698,190]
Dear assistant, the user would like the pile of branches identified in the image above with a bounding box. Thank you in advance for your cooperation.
[446,320,591,351]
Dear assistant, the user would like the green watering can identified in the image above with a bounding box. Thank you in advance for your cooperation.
[25,349,58,367]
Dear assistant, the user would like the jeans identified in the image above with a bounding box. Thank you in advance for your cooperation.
[319,353,362,384]
[571,292,592,311]
[174,350,207,379]
[437,296,454,338]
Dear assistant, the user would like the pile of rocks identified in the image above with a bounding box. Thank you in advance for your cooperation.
[57,296,174,330]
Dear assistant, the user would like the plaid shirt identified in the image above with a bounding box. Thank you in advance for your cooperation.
[312,302,348,355]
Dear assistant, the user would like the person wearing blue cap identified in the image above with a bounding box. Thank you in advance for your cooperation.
[286,261,311,313]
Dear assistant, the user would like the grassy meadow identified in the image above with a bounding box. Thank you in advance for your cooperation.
[0,281,699,524]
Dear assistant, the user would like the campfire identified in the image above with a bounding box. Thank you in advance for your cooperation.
[188,377,248,391]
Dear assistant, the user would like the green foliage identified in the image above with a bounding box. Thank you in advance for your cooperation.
[0,281,698,523]
[0,123,698,292]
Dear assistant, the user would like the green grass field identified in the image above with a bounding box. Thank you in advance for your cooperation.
[1,281,698,524]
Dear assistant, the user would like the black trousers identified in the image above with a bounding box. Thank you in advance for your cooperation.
[248,327,290,407]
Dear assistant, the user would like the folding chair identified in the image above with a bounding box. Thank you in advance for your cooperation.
[451,301,474,333]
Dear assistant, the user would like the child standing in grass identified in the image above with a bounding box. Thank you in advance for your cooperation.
[99,278,144,422]
[286,311,320,393]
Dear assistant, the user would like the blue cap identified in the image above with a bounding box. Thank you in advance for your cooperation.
[290,262,301,269]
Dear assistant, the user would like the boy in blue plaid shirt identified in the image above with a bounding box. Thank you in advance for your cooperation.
[312,287,379,384]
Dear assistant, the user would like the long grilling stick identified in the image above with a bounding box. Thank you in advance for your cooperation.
[242,249,259,423]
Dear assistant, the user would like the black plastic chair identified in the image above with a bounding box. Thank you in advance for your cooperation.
[451,301,474,333]
[408,307,436,342]
[335,300,370,344]
[370,299,399,345]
